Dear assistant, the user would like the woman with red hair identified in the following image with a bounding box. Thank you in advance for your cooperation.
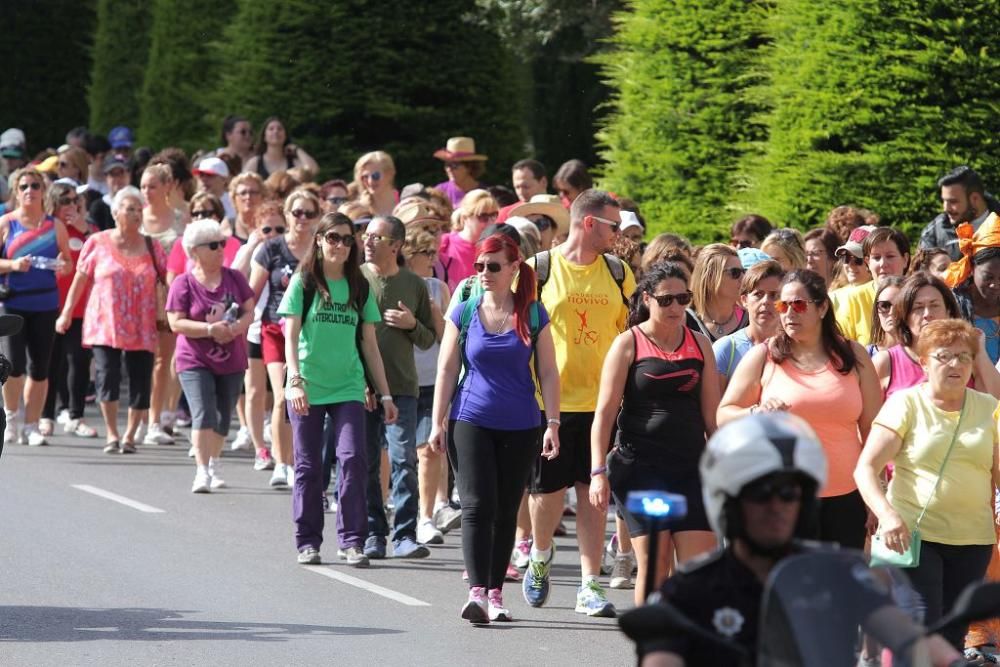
[430,232,561,624]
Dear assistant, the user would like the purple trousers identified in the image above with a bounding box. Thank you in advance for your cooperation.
[289,401,367,551]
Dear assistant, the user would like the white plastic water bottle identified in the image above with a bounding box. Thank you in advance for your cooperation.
[29,256,64,271]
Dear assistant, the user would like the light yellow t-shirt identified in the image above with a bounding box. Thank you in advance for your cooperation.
[873,386,997,545]
[831,280,875,345]
[528,250,636,412]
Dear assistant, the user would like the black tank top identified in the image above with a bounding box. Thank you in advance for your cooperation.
[255,152,295,179]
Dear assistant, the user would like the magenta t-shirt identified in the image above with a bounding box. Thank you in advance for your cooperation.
[438,231,476,291]
[166,236,242,276]
[166,267,254,375]
[433,180,470,209]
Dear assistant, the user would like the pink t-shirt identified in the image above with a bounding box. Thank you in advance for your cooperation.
[437,231,476,292]
[166,236,242,276]
[77,231,165,353]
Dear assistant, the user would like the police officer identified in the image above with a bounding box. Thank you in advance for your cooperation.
[628,412,965,667]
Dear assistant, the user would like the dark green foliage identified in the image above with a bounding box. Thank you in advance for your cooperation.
[137,0,235,153]
[88,0,150,136]
[740,0,1000,240]
[0,1,95,153]
[596,0,769,243]
[212,0,526,184]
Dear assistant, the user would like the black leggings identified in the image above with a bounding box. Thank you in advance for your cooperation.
[43,318,91,420]
[448,419,541,589]
[818,490,867,550]
[906,541,993,650]
[0,308,58,380]
[92,346,154,409]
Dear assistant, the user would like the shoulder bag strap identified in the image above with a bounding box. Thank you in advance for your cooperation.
[143,235,165,284]
[914,392,967,528]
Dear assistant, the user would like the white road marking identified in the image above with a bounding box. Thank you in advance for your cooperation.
[71,484,166,513]
[303,565,431,607]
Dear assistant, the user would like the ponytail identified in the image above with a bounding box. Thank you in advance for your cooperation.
[513,261,537,345]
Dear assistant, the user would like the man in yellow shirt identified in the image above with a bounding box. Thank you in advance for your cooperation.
[521,189,636,618]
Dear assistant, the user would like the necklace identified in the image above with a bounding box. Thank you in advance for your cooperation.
[704,305,737,336]
[482,304,511,334]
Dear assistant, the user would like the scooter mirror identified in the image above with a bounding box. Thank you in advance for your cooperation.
[927,581,1000,636]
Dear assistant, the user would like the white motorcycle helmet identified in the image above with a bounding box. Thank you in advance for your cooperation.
[700,412,828,541]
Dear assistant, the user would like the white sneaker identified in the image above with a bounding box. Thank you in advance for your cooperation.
[143,422,174,445]
[187,445,196,458]
[417,519,444,545]
[161,410,176,433]
[263,416,273,444]
[230,426,252,451]
[56,409,72,426]
[24,423,48,447]
[609,551,636,589]
[208,458,226,489]
[286,462,294,486]
[191,468,212,493]
[4,409,19,446]
[269,464,289,488]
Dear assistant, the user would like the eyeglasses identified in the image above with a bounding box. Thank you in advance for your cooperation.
[474,261,505,274]
[58,196,79,207]
[291,208,319,219]
[197,241,224,251]
[876,300,894,315]
[650,291,693,308]
[260,225,285,235]
[731,239,754,249]
[191,209,216,219]
[236,189,261,198]
[476,212,499,223]
[724,267,746,280]
[18,182,41,192]
[363,171,381,182]
[533,215,554,231]
[741,479,803,504]
[774,299,821,314]
[322,231,355,246]
[929,350,974,365]
[362,233,393,244]
[841,254,864,267]
[590,215,620,233]
[327,196,348,206]
[416,249,437,258]
[445,162,465,170]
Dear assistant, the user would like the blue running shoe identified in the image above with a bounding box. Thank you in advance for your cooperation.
[364,535,387,560]
[522,544,555,607]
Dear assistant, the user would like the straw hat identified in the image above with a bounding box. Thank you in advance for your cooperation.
[394,199,446,227]
[507,194,569,230]
[433,137,487,162]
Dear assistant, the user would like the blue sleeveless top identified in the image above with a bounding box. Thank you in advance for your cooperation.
[3,215,59,311]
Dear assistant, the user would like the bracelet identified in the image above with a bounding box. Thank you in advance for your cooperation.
[288,373,306,388]
[380,395,394,403]
[590,466,607,478]
[205,322,212,338]
[546,418,561,426]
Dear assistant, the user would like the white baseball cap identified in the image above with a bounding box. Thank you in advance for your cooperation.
[193,156,230,179]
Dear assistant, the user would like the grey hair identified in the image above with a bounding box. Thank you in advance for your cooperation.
[569,189,620,227]
[182,219,225,258]
[112,186,143,214]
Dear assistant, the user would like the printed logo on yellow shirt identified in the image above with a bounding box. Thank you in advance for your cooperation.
[573,307,600,345]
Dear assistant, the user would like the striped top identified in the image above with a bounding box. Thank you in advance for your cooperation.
[2,215,59,311]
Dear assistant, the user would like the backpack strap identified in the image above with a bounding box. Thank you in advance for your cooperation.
[460,277,473,302]
[534,250,550,299]
[601,252,628,307]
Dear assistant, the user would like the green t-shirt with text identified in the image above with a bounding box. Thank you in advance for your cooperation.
[278,273,381,405]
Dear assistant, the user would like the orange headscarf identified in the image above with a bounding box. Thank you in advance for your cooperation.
[942,212,1000,287]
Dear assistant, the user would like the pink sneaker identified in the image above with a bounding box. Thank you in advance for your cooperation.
[505,562,521,582]
[461,586,488,623]
[488,588,512,622]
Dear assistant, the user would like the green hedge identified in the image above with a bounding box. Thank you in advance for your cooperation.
[88,0,149,136]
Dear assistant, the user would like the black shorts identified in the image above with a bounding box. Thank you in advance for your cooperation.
[248,341,262,360]
[529,411,597,495]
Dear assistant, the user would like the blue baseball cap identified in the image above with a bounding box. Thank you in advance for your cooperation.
[738,247,772,269]
[108,126,134,149]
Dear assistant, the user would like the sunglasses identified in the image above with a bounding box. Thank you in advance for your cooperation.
[416,249,438,258]
[741,479,803,504]
[445,162,465,170]
[731,239,754,249]
[476,212,499,223]
[322,231,354,247]
[533,215,554,231]
[58,196,79,207]
[774,299,821,314]
[591,215,620,233]
[724,267,746,280]
[876,300,894,315]
[364,171,381,181]
[474,261,505,274]
[291,208,319,219]
[840,253,864,267]
[362,232,392,244]
[929,350,974,365]
[326,196,348,206]
[191,209,216,219]
[198,241,224,251]
[18,182,42,192]
[650,291,693,308]
[261,225,286,234]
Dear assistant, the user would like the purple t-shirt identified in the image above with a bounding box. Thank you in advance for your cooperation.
[433,180,473,209]
[438,231,476,292]
[448,297,549,430]
[167,267,255,375]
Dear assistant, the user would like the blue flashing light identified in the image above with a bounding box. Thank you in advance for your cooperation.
[626,491,688,520]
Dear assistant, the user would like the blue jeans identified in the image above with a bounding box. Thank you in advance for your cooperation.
[365,395,418,543]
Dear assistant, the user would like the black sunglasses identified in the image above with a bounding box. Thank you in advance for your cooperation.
[650,291,693,308]
[533,215,554,231]
[58,196,79,207]
[876,300,894,314]
[18,182,41,192]
[731,239,754,249]
[191,209,216,219]
[261,225,286,235]
[474,261,504,274]
[291,209,319,219]
[724,267,746,280]
[840,254,864,267]
[322,231,355,246]
[741,479,803,504]
[198,241,224,251]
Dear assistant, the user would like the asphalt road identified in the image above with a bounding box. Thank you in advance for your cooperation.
[0,425,636,666]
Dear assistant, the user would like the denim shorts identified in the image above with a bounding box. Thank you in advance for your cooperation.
[178,368,244,436]
[415,385,434,447]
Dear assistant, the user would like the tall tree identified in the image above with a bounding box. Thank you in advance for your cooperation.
[0,1,95,153]
[596,0,768,241]
[137,0,235,152]
[88,0,150,136]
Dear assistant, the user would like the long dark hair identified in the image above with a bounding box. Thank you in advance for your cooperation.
[869,275,905,348]
[256,116,290,156]
[628,261,689,328]
[770,269,857,375]
[298,212,365,314]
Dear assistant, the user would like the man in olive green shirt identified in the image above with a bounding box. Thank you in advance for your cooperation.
[361,215,437,560]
